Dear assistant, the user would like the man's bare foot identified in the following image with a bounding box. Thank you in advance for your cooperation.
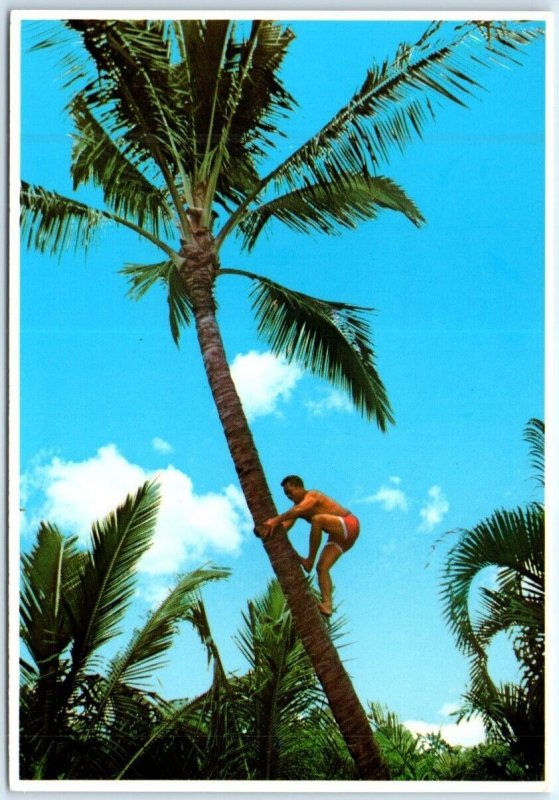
[317,601,332,617]
[298,555,314,573]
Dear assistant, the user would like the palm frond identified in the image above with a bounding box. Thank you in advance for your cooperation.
[20,182,108,256]
[236,174,425,251]
[524,418,544,488]
[212,21,296,208]
[63,20,189,191]
[226,20,295,156]
[258,21,543,194]
[167,264,194,345]
[121,259,194,345]
[63,678,173,779]
[120,259,173,301]
[185,595,229,683]
[66,569,228,776]
[220,269,394,429]
[69,92,174,238]
[66,480,160,673]
[21,181,173,258]
[106,566,229,690]
[367,701,422,780]
[476,587,543,646]
[172,19,233,160]
[20,523,82,667]
[115,693,206,779]
[440,505,544,656]
[462,679,543,775]
[20,524,85,772]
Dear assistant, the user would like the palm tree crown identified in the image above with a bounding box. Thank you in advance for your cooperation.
[21,18,542,429]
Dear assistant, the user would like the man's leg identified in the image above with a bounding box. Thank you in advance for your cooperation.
[316,543,343,616]
[299,514,345,573]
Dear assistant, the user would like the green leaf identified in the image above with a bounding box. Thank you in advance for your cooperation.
[21,181,173,260]
[120,260,193,345]
[107,566,229,689]
[259,21,544,193]
[66,480,161,673]
[64,20,189,186]
[233,580,332,779]
[20,182,107,256]
[20,523,83,668]
[368,702,422,780]
[524,418,544,488]
[167,265,194,345]
[69,92,174,238]
[20,524,85,771]
[221,269,394,429]
[120,259,173,301]
[441,505,544,656]
[237,174,425,251]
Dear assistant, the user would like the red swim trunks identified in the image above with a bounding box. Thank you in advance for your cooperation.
[330,513,360,554]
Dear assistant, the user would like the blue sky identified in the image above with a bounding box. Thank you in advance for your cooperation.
[16,16,546,746]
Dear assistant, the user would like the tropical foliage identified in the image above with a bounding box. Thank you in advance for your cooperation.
[231,579,355,780]
[20,487,353,781]
[20,456,545,780]
[440,419,545,779]
[20,481,229,779]
[368,703,528,780]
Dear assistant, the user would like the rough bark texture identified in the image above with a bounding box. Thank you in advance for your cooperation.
[179,234,390,780]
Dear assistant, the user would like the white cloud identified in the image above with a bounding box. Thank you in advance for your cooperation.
[404,715,485,748]
[418,485,449,532]
[439,701,461,717]
[137,580,175,610]
[152,437,173,454]
[22,444,251,574]
[229,350,302,421]
[363,476,409,512]
[305,389,353,417]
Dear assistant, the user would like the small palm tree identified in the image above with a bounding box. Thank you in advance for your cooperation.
[232,578,354,779]
[20,480,229,779]
[20,18,543,777]
[440,419,545,778]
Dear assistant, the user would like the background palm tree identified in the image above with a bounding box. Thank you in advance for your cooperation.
[440,419,545,778]
[20,480,229,779]
[20,18,543,777]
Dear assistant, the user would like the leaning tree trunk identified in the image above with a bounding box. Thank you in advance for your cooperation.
[179,230,389,780]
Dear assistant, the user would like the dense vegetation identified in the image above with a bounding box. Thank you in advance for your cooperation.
[20,421,544,780]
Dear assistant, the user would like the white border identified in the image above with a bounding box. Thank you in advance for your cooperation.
[8,8,556,20]
[7,6,556,797]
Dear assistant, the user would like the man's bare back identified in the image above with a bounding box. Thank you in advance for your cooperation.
[289,490,350,523]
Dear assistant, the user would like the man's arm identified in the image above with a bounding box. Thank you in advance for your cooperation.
[260,492,317,537]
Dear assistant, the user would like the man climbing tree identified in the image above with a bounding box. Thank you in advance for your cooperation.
[262,476,360,617]
[20,17,544,779]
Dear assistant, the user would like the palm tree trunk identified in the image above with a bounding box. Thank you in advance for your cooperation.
[179,236,389,780]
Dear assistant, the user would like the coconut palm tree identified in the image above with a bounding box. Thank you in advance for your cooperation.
[20,480,229,779]
[440,419,545,778]
[20,18,543,777]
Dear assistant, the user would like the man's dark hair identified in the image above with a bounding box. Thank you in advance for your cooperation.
[281,475,304,488]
